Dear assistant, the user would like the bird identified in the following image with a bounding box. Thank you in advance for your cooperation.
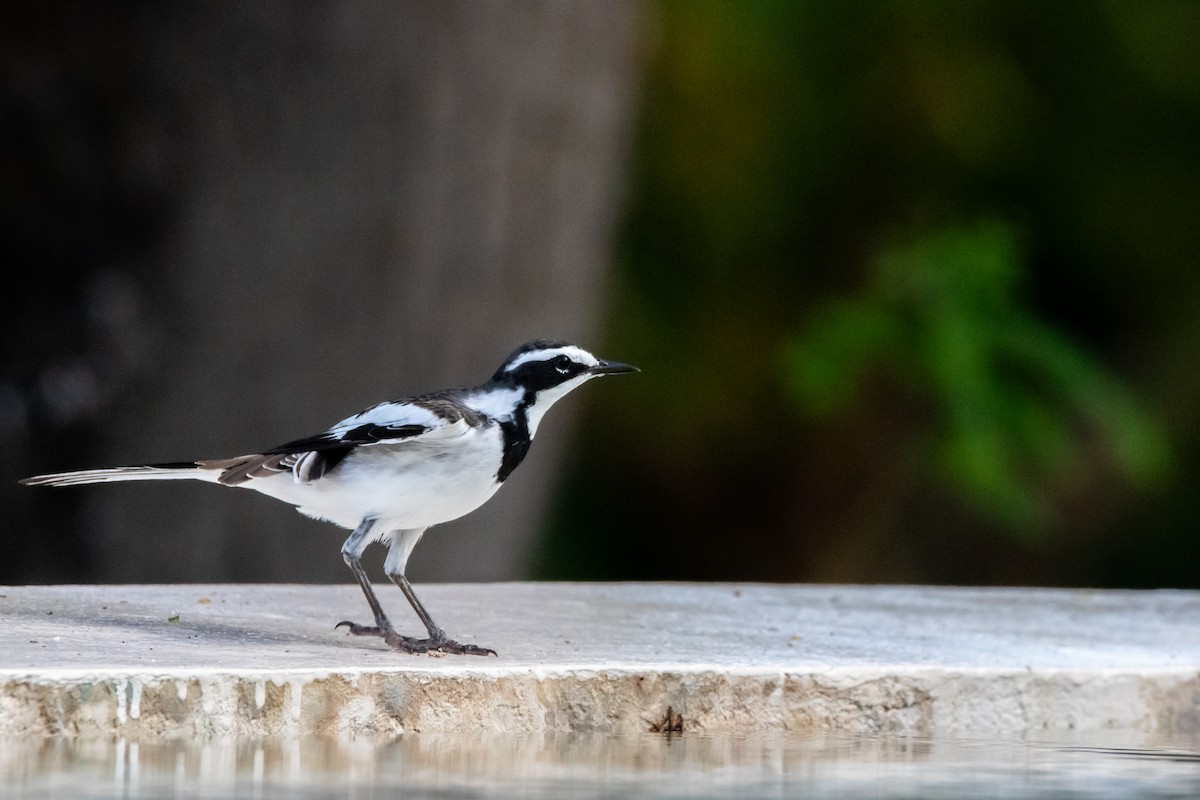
[21,340,638,657]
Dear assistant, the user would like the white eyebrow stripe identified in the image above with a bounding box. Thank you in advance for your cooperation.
[504,345,598,372]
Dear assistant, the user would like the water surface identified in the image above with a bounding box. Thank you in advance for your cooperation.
[3,729,1197,799]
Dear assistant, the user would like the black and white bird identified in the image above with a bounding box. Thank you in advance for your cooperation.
[21,340,638,657]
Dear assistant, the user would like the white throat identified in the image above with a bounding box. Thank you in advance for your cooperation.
[526,374,596,436]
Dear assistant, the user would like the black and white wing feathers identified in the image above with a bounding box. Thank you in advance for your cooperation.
[19,394,485,489]
[207,395,483,486]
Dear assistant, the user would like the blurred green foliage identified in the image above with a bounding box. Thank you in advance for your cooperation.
[784,221,1169,535]
[543,0,1200,588]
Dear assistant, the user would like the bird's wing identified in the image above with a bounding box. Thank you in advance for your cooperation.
[206,396,481,486]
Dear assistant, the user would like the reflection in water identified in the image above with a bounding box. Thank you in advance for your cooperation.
[2,730,1198,799]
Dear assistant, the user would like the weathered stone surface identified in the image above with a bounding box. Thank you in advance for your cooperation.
[1,583,1196,737]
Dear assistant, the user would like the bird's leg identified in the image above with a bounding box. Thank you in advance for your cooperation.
[334,515,397,637]
[385,574,496,656]
[380,528,497,657]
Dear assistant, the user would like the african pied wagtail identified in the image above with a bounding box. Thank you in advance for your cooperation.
[21,340,638,656]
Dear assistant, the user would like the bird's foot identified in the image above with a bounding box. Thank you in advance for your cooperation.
[384,630,497,657]
[336,619,496,656]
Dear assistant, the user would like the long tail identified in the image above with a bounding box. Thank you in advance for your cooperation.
[19,462,219,488]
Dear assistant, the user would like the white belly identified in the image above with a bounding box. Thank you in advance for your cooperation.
[244,425,506,531]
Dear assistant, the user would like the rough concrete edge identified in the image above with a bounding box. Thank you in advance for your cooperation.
[2,667,1197,739]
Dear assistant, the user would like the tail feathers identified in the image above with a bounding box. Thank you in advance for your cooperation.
[19,462,217,488]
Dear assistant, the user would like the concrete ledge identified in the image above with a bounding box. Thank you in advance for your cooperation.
[1,583,1197,737]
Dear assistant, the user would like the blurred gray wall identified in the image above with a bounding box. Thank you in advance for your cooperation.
[4,2,638,584]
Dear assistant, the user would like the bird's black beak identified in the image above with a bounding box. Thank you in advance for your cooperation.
[589,359,639,376]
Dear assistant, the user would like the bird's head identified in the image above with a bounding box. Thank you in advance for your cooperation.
[490,339,638,433]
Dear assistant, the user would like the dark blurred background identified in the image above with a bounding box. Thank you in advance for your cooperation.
[3,2,1198,590]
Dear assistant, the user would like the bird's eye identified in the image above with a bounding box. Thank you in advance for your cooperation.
[553,355,572,373]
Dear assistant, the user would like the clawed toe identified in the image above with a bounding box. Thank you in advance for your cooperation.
[438,640,498,657]
[335,620,383,636]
